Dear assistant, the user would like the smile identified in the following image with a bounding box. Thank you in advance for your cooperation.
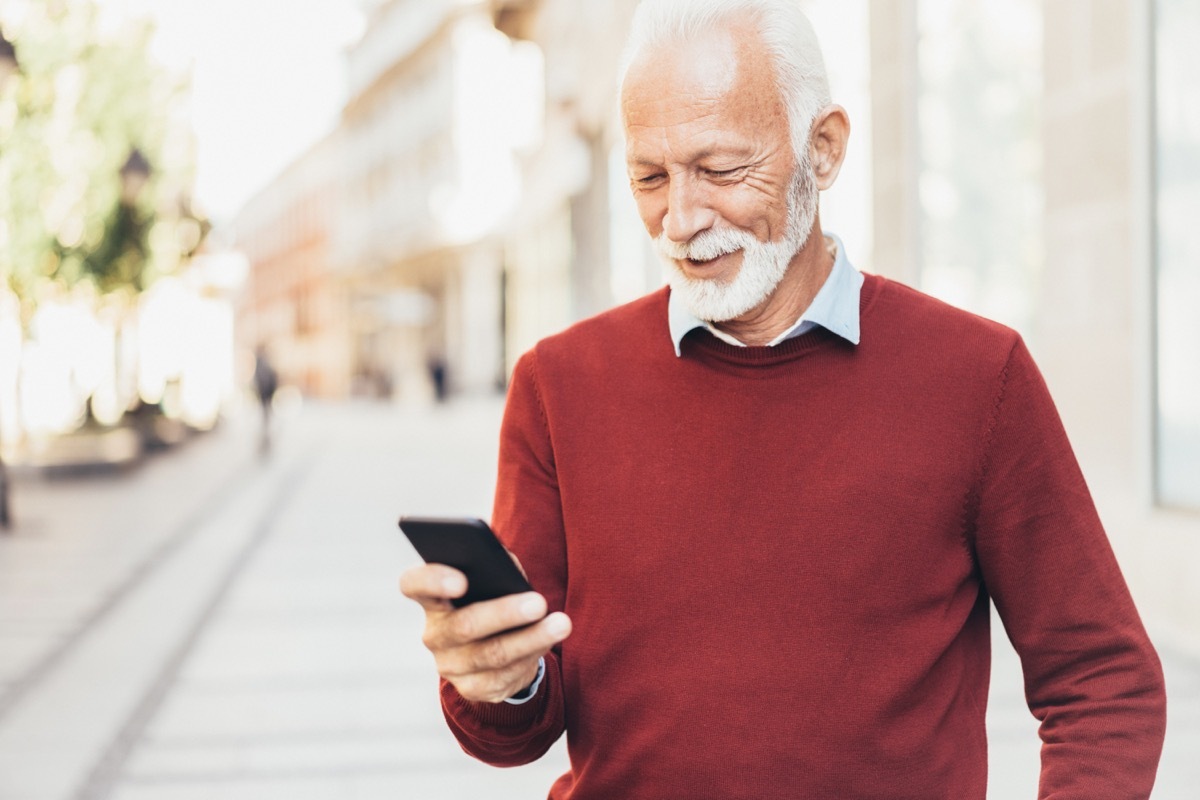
[682,250,740,274]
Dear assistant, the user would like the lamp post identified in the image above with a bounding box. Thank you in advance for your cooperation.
[119,147,151,203]
[0,28,16,531]
[113,147,153,445]
[0,27,17,85]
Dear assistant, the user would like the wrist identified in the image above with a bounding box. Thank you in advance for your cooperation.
[504,656,546,705]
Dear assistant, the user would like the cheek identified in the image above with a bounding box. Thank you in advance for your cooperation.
[721,188,787,240]
[633,194,666,237]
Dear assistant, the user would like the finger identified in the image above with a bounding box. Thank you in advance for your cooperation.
[424,591,547,651]
[399,564,467,610]
[439,611,572,677]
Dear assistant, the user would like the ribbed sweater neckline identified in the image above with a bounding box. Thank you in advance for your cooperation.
[681,272,882,366]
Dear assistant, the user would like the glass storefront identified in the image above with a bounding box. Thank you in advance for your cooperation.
[1154,0,1200,508]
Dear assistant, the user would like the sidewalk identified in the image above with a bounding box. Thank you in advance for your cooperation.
[0,399,568,800]
[0,398,1195,799]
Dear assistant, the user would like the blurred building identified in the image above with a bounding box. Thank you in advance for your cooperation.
[489,0,650,373]
[234,132,351,398]
[332,0,547,402]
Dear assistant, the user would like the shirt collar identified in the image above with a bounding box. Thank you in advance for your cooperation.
[668,232,864,357]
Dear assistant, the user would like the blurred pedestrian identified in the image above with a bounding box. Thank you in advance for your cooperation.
[427,353,448,403]
[400,1,1166,797]
[252,346,277,454]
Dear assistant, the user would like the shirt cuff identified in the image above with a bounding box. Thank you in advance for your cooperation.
[503,657,545,705]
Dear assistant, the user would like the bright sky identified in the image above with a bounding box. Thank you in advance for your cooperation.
[100,0,365,223]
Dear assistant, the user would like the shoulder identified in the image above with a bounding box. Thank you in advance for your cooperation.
[862,273,1024,379]
[866,274,1019,347]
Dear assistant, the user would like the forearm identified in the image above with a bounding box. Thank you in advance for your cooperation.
[1025,618,1166,798]
[973,337,1167,796]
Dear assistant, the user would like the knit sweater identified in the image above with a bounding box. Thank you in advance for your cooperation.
[440,274,1166,799]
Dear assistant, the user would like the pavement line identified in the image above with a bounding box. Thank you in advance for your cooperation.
[72,447,319,800]
[88,760,417,787]
[0,455,259,722]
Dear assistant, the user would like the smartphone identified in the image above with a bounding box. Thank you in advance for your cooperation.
[398,516,533,608]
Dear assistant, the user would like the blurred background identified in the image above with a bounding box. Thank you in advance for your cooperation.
[0,0,1196,798]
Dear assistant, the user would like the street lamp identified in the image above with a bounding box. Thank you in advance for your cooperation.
[119,147,152,204]
[0,27,17,85]
[0,28,15,530]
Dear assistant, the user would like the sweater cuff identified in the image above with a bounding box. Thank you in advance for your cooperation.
[440,651,559,734]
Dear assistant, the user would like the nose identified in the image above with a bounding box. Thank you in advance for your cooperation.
[662,175,716,245]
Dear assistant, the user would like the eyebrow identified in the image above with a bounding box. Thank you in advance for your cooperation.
[626,146,758,170]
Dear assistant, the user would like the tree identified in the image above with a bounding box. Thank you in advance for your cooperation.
[0,0,201,529]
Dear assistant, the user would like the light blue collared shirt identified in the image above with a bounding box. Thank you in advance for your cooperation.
[668,233,864,356]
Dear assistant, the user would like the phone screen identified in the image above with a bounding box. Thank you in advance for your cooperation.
[398,516,533,607]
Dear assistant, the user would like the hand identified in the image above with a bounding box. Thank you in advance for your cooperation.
[400,563,572,703]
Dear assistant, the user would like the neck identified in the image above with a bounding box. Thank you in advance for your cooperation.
[712,226,835,346]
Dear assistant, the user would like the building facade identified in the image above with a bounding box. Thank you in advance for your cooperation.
[333,0,545,401]
[234,132,350,398]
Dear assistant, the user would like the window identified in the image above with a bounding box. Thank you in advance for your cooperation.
[1154,0,1200,508]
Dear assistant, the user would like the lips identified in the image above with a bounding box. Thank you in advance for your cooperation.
[680,250,739,277]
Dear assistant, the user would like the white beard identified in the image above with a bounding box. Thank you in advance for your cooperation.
[656,163,818,322]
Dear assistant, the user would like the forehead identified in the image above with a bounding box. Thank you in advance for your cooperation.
[620,24,789,162]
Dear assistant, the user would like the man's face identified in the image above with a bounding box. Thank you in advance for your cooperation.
[621,24,815,321]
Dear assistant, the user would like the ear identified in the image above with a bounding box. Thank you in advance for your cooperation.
[808,105,850,191]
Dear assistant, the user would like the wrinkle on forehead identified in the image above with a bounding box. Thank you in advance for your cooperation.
[621,26,740,116]
[620,21,789,143]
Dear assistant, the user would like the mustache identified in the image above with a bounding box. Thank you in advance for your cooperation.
[655,227,759,262]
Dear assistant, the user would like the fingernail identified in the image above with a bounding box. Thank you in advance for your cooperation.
[443,576,464,595]
[519,594,545,620]
[546,613,570,636]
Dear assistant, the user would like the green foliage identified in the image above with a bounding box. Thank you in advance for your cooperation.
[0,0,198,310]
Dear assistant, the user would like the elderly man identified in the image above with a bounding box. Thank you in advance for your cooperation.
[401,0,1167,797]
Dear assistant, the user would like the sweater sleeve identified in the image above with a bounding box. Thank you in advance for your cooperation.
[970,336,1166,799]
[439,348,568,766]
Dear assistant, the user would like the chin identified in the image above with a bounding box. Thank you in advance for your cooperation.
[666,262,775,322]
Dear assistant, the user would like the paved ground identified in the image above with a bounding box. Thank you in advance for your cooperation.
[0,398,1195,799]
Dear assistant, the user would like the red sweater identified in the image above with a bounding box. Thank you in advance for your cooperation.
[441,274,1166,799]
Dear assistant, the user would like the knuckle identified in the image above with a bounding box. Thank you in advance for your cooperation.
[433,650,458,679]
[474,636,510,672]
[499,660,532,691]
[450,611,478,644]
[455,674,487,702]
[421,613,457,653]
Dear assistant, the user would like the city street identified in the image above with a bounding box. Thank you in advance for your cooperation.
[0,398,1196,799]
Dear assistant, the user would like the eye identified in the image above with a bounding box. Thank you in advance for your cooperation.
[704,166,746,180]
[632,173,665,188]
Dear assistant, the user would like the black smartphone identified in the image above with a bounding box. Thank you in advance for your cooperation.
[398,516,533,608]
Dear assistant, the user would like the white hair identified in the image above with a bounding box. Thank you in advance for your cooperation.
[619,0,832,162]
